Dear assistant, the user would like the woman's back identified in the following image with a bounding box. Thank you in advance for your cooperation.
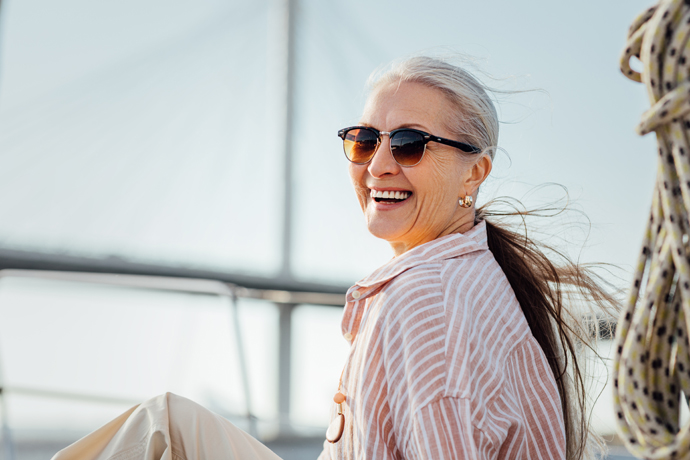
[319,222,565,460]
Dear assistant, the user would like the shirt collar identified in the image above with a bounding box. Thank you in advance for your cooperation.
[345,221,489,303]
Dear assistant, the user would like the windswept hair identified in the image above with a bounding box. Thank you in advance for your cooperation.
[368,56,618,460]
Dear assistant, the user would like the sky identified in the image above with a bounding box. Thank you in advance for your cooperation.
[0,0,657,284]
[0,0,660,438]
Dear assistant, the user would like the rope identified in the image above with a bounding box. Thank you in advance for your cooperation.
[614,1,690,458]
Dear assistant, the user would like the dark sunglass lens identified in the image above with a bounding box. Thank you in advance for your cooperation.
[390,130,425,166]
[343,128,378,164]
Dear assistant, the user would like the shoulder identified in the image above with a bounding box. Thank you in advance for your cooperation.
[372,262,446,346]
[372,244,531,361]
[441,249,537,400]
[375,242,498,312]
[366,258,448,334]
[440,247,530,346]
[439,246,513,311]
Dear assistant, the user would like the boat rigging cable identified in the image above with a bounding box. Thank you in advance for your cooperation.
[614,0,690,457]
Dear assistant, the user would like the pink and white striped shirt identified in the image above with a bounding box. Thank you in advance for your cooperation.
[318,221,566,460]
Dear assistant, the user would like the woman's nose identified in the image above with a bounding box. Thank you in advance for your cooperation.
[367,137,400,178]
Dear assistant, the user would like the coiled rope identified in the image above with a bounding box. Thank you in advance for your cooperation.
[614,1,690,458]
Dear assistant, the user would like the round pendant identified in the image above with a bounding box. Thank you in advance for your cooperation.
[326,413,345,443]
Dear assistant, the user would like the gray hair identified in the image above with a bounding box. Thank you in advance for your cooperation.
[366,56,499,160]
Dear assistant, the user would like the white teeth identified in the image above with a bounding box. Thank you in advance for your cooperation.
[370,190,411,200]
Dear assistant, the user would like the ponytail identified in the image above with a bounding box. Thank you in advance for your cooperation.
[479,206,616,460]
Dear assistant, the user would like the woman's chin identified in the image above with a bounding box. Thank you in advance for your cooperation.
[365,221,407,244]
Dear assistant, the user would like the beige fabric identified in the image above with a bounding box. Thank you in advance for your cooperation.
[51,393,282,460]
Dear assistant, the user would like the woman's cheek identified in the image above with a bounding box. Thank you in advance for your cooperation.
[351,183,369,212]
[358,190,368,212]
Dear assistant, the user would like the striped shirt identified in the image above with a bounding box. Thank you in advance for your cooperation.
[318,221,566,460]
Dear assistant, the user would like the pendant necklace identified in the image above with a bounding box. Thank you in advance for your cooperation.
[326,373,346,443]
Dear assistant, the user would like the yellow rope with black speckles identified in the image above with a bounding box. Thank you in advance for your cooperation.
[614,1,690,458]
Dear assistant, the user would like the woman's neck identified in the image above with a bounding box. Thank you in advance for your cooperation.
[389,211,476,257]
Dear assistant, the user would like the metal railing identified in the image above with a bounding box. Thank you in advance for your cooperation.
[0,269,346,460]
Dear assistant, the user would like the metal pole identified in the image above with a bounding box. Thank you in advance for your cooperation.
[276,0,297,436]
[229,292,257,438]
[277,302,295,433]
[279,0,297,280]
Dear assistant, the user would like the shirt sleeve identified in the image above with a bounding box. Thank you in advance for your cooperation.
[404,397,494,460]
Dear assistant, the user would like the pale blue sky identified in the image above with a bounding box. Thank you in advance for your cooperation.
[291,0,657,284]
[0,0,657,285]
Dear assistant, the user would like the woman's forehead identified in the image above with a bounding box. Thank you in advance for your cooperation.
[360,81,453,134]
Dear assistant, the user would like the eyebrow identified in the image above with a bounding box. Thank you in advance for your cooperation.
[358,122,432,132]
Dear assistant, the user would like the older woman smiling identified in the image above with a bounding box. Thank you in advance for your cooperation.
[53,57,614,460]
[344,81,491,255]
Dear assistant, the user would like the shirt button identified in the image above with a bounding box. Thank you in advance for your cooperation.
[351,290,361,299]
[344,332,353,341]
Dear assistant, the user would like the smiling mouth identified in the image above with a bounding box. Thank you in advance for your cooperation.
[370,189,412,204]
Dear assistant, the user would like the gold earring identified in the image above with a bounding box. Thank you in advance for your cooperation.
[459,196,473,208]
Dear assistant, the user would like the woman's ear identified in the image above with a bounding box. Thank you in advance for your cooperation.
[464,154,493,196]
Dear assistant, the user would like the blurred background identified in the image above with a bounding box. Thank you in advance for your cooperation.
[0,0,664,458]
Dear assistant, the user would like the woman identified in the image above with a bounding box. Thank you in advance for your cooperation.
[53,56,611,460]
[320,57,609,460]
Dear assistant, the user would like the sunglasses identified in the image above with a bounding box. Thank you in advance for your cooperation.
[337,126,481,167]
